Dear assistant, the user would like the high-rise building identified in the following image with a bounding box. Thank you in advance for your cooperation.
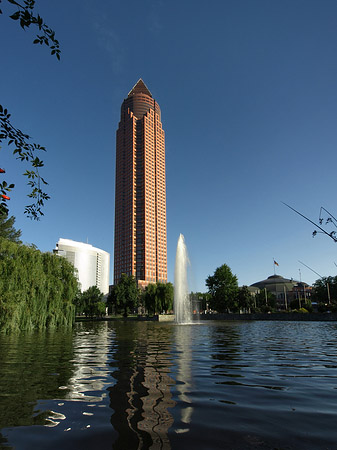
[114,79,167,288]
[54,238,110,295]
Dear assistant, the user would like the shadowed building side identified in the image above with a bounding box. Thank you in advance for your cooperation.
[114,79,167,288]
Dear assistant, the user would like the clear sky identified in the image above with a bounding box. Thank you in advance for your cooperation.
[1,0,337,292]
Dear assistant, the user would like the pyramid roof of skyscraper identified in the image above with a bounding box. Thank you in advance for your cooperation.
[128,79,152,98]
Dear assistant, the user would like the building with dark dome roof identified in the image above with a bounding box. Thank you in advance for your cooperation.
[251,274,311,309]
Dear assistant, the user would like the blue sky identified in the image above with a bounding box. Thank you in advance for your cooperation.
[1,0,337,292]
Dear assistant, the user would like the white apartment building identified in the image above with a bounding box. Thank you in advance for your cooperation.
[54,238,110,295]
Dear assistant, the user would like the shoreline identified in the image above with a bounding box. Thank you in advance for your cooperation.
[76,312,337,322]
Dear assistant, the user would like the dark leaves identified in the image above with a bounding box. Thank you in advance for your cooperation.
[2,0,60,219]
[9,10,20,20]
[6,0,61,59]
[0,104,49,220]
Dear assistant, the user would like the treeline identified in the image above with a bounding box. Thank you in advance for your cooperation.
[108,274,174,317]
[313,276,337,312]
[74,286,106,318]
[205,263,316,313]
[205,263,337,313]
[0,238,78,332]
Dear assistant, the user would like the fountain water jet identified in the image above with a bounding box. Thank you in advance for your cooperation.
[174,234,192,324]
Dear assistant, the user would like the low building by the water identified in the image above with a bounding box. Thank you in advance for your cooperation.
[54,238,110,295]
[251,274,312,309]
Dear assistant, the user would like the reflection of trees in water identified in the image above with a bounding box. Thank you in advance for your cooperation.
[0,329,74,429]
[0,321,113,448]
[208,323,245,389]
[209,323,241,364]
[109,322,175,450]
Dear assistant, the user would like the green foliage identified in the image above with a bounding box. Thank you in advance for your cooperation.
[0,0,61,218]
[0,238,78,332]
[106,285,117,314]
[206,264,239,313]
[254,290,276,312]
[317,302,328,313]
[96,301,106,316]
[317,300,337,313]
[289,298,312,312]
[108,274,138,317]
[237,285,254,312]
[143,283,158,315]
[156,282,174,313]
[0,213,21,243]
[302,300,313,313]
[313,276,337,312]
[142,282,174,315]
[290,298,300,310]
[313,276,337,303]
[76,286,105,318]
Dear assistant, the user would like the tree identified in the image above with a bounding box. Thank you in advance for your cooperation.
[206,264,239,313]
[0,238,78,332]
[143,283,158,315]
[156,282,174,313]
[254,289,276,312]
[0,213,21,243]
[313,276,337,305]
[0,0,61,218]
[76,286,105,318]
[142,282,174,315]
[106,285,117,315]
[237,286,254,312]
[110,274,138,317]
[289,298,313,312]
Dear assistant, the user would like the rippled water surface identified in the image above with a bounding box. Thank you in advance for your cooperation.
[1,320,337,449]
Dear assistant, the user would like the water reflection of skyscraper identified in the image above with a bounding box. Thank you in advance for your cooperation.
[109,323,175,450]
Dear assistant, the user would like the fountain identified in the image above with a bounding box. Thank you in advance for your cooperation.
[174,234,192,324]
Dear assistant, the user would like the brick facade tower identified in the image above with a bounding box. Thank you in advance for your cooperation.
[114,79,167,288]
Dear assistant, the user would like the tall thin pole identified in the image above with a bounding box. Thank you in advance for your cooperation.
[298,269,302,308]
[327,283,331,305]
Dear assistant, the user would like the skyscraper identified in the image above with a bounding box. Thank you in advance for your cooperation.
[114,79,167,288]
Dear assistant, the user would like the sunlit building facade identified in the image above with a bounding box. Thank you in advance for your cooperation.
[54,238,110,294]
[114,79,167,288]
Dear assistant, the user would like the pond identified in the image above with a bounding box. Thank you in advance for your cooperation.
[1,320,337,449]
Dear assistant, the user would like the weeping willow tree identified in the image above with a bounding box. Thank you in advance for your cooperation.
[0,237,79,332]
